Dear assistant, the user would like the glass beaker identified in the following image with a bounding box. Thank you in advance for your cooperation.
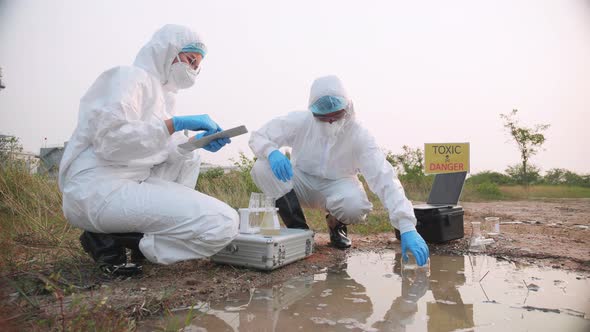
[469,221,486,253]
[401,252,431,278]
[248,193,263,229]
[260,195,281,236]
[484,217,500,236]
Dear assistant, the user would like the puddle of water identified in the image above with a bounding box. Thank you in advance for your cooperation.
[141,252,590,332]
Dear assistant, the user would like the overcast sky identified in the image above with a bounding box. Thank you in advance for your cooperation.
[1,0,589,173]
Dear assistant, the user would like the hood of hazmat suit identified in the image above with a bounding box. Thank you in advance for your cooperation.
[249,75,417,233]
[59,24,204,190]
[57,25,239,265]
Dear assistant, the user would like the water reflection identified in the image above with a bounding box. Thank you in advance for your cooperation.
[372,254,431,331]
[143,252,590,332]
[275,262,373,330]
[426,256,474,332]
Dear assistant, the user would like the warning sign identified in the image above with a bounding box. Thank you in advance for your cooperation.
[424,143,470,174]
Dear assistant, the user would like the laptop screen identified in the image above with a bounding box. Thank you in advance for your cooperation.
[427,171,467,205]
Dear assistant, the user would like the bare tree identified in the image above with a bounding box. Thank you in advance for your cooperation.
[500,109,549,186]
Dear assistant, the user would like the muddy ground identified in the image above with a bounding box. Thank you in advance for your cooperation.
[4,198,590,326]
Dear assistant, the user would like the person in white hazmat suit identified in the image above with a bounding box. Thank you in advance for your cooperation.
[249,75,429,265]
[58,24,239,275]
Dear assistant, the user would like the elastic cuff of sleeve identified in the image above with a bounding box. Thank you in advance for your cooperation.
[398,218,417,234]
[162,121,173,137]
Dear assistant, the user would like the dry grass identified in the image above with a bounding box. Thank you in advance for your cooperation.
[499,185,590,199]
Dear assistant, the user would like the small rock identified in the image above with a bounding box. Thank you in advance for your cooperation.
[388,237,398,243]
[185,279,199,286]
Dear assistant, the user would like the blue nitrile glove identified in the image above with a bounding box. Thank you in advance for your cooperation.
[401,230,430,266]
[172,115,221,135]
[268,150,293,182]
[194,128,231,152]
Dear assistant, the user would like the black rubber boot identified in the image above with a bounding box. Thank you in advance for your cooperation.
[275,189,309,230]
[79,231,143,276]
[110,233,145,262]
[79,231,126,265]
[327,215,352,249]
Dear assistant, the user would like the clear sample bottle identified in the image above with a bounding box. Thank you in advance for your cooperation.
[469,221,486,253]
[484,217,500,236]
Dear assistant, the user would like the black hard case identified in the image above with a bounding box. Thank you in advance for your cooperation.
[395,172,467,243]
[412,205,464,243]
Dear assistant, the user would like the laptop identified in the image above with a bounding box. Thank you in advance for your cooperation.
[415,171,467,209]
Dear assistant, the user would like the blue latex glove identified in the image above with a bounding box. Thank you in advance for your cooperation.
[194,129,231,152]
[172,115,221,135]
[401,230,429,266]
[268,150,293,182]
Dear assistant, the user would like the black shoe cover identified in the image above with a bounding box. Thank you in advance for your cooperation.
[275,189,309,229]
[329,221,352,249]
[79,231,126,265]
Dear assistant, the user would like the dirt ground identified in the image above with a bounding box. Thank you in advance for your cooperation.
[4,198,590,326]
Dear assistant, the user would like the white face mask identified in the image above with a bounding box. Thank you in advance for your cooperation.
[317,111,351,137]
[169,57,199,89]
[319,118,346,137]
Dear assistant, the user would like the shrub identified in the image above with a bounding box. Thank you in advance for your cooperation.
[386,146,431,200]
[198,167,225,181]
[544,168,590,187]
[506,163,541,185]
[475,182,502,199]
[232,152,260,195]
[467,171,513,185]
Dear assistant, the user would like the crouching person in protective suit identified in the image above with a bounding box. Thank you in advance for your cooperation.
[248,75,429,266]
[58,24,239,276]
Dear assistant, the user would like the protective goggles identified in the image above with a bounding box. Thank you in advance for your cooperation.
[312,109,347,123]
[178,53,201,71]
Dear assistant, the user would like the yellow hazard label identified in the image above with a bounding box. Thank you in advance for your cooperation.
[424,143,470,174]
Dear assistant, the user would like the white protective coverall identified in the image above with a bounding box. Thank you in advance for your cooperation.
[59,25,239,265]
[249,75,417,234]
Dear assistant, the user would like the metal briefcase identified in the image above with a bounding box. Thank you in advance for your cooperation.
[211,228,314,271]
